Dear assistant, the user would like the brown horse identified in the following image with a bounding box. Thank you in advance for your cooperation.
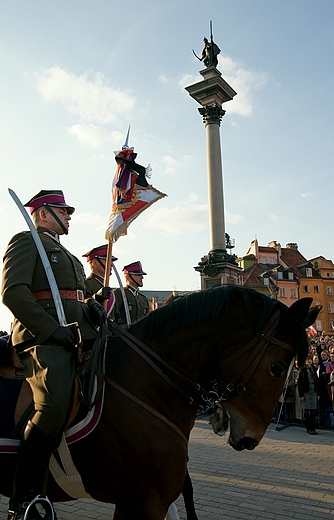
[0,286,320,519]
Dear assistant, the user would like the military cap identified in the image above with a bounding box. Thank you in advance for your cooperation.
[82,245,117,262]
[123,261,147,275]
[24,190,75,215]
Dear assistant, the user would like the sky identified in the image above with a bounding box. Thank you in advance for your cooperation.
[0,0,333,330]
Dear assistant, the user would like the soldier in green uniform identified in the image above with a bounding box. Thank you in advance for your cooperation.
[83,244,117,316]
[2,190,105,520]
[113,261,150,326]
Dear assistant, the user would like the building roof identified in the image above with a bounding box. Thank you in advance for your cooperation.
[280,247,308,277]
[239,263,267,288]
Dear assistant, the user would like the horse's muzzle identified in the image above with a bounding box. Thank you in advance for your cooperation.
[229,436,259,451]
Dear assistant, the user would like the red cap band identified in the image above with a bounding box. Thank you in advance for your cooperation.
[85,248,108,262]
[27,194,67,214]
[124,265,143,274]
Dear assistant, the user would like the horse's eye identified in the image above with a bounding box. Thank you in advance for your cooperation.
[269,363,285,378]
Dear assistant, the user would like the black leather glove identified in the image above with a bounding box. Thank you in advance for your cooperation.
[49,326,77,351]
[95,286,112,303]
[87,298,107,326]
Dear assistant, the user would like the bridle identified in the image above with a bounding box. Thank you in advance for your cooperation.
[214,309,296,425]
[106,308,296,440]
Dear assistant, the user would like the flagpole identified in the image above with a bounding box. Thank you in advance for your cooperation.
[103,239,113,309]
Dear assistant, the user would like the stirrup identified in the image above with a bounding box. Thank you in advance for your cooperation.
[23,496,55,520]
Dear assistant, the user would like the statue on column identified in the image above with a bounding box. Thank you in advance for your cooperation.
[193,26,220,68]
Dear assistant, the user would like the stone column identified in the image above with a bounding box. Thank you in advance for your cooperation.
[185,67,241,289]
[199,103,226,252]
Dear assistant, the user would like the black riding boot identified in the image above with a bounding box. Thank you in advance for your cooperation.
[7,421,57,520]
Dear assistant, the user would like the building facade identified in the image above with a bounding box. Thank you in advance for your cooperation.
[237,239,334,333]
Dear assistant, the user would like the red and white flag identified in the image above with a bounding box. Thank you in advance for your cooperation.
[307,325,317,337]
[105,146,167,243]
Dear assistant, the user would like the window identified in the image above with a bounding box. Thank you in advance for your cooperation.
[327,273,331,277]
[279,288,286,298]
[290,288,297,298]
[261,256,267,264]
[328,302,334,314]
[330,320,334,331]
[263,277,269,286]
[326,286,333,295]
[303,285,310,293]
[277,271,283,280]
[314,262,319,269]
[306,268,312,277]
[288,272,294,280]
[314,285,320,293]
[270,257,276,264]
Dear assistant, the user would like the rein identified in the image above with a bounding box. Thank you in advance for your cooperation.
[104,376,188,445]
[106,309,296,438]
[108,321,205,407]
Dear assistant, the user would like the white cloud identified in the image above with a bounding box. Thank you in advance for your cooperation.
[142,200,243,236]
[162,155,178,176]
[72,212,107,227]
[180,56,270,117]
[226,212,243,224]
[35,66,136,123]
[218,55,269,116]
[269,213,282,222]
[301,192,312,198]
[179,74,201,89]
[143,204,208,235]
[67,124,108,148]
[188,192,199,202]
[158,73,168,83]
[67,124,125,149]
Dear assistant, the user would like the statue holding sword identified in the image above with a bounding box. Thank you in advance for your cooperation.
[2,189,107,520]
[192,21,221,69]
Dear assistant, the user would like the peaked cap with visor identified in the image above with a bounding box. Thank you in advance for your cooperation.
[24,190,75,215]
[82,245,117,263]
[123,261,147,275]
[24,190,75,235]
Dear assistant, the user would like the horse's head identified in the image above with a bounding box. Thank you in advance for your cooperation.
[137,286,320,451]
[217,297,321,451]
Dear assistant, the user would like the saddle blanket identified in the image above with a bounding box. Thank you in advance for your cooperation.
[0,376,103,454]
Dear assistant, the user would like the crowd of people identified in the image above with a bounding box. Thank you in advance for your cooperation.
[281,332,334,433]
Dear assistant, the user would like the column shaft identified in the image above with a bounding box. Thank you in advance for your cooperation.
[206,122,226,251]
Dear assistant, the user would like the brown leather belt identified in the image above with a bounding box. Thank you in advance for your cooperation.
[33,289,85,302]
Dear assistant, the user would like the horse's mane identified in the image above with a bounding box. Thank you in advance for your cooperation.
[131,285,281,341]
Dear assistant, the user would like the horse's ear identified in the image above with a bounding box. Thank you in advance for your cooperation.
[285,297,313,328]
[304,305,322,329]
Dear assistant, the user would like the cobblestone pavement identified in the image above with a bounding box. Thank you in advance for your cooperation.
[1,417,334,519]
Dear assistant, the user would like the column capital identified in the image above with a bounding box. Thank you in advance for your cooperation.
[198,103,226,127]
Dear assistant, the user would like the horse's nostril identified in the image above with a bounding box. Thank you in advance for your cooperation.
[235,437,258,451]
[240,437,258,450]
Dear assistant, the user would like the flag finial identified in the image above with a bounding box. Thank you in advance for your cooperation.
[122,125,131,149]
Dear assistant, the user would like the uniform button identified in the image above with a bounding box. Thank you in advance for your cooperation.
[78,278,81,282]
